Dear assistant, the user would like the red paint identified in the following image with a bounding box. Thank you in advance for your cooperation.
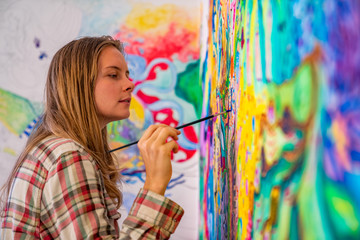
[112,22,200,164]
[152,108,179,126]
[147,63,169,80]
[171,145,197,163]
[183,126,199,143]
[114,23,199,64]
[137,90,159,104]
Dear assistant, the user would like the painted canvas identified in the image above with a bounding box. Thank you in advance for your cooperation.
[0,0,201,238]
[200,0,360,239]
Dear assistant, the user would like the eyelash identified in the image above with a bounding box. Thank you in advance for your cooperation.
[107,73,130,79]
[109,74,118,78]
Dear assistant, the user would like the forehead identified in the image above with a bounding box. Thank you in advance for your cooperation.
[98,46,126,67]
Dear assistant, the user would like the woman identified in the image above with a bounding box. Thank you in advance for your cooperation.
[0,36,184,239]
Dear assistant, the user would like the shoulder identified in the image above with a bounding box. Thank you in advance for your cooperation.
[28,136,92,171]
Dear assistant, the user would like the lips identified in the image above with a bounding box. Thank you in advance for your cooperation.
[119,97,131,103]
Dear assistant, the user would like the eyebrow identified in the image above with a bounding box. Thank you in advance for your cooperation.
[105,66,130,74]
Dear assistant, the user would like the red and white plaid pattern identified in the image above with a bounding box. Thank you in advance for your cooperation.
[1,136,184,239]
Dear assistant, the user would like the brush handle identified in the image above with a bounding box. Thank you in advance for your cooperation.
[109,110,229,153]
[174,114,215,130]
[109,141,139,152]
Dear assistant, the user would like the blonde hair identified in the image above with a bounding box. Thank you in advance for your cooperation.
[1,36,124,212]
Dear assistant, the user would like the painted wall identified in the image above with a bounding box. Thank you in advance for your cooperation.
[200,0,360,239]
[0,0,201,238]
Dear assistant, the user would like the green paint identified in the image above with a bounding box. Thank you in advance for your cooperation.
[325,182,360,238]
[293,64,313,123]
[107,119,140,144]
[0,88,39,135]
[175,61,203,118]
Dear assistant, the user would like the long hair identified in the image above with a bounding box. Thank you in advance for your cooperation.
[0,36,124,213]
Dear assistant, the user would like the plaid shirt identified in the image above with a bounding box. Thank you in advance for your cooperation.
[1,136,184,239]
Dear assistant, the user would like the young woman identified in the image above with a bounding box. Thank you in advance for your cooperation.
[0,36,184,239]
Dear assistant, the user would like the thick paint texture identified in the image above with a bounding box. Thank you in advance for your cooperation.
[200,0,360,239]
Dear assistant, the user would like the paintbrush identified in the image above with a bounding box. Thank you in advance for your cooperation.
[109,109,231,153]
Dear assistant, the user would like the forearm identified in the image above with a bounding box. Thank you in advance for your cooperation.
[120,189,184,239]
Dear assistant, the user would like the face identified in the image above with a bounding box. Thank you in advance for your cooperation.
[94,46,135,128]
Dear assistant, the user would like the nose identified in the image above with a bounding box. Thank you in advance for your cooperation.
[124,78,135,92]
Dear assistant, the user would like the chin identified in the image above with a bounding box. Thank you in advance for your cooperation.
[117,111,130,120]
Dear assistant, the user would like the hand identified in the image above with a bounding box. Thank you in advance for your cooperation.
[138,124,181,195]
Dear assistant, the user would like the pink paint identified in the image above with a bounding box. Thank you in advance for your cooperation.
[246,179,248,195]
[115,23,199,63]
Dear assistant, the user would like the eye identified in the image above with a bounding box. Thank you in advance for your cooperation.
[108,74,118,79]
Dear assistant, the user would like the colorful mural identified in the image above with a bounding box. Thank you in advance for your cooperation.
[200,0,360,239]
[108,2,202,181]
[0,0,201,238]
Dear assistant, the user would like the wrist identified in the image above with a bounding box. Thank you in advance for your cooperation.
[143,181,167,195]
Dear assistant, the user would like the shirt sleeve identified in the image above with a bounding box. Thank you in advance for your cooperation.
[40,150,120,239]
[120,189,184,240]
[40,150,184,240]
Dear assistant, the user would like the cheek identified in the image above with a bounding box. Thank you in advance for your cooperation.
[95,82,112,110]
[94,84,102,105]
[95,81,121,110]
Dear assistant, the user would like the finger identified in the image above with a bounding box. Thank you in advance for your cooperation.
[138,125,170,151]
[152,127,180,145]
[139,125,157,142]
[145,125,177,143]
[163,140,179,154]
[139,124,167,142]
[142,125,170,145]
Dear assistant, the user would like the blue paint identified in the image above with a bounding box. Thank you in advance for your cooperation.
[34,38,40,48]
[252,116,255,132]
[39,52,47,60]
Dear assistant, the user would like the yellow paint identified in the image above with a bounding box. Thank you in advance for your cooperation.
[125,3,199,34]
[119,155,143,169]
[129,96,145,129]
[236,84,265,239]
[3,147,17,156]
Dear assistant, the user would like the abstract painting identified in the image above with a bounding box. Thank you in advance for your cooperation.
[0,0,201,238]
[200,0,360,239]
